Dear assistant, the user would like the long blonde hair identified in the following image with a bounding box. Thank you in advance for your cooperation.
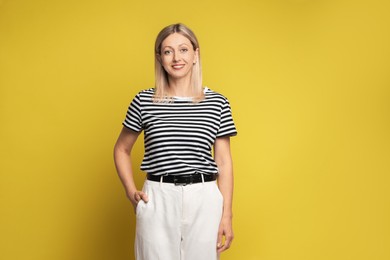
[154,23,203,102]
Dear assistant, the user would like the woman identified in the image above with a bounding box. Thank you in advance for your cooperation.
[114,23,237,260]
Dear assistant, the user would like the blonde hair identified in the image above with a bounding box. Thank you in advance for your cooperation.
[154,23,203,102]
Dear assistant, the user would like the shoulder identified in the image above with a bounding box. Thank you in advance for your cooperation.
[127,88,155,109]
[131,88,155,101]
[204,87,230,104]
[136,88,155,97]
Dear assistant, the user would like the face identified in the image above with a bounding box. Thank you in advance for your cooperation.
[159,33,198,81]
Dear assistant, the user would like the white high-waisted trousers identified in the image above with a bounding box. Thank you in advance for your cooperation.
[134,178,223,260]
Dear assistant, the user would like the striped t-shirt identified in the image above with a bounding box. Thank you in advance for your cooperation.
[122,87,237,176]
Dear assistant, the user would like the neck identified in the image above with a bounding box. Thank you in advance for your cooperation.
[167,77,193,97]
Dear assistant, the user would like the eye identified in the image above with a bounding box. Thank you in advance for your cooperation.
[163,50,172,55]
[180,48,188,53]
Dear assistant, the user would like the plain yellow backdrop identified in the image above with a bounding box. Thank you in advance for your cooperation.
[1,0,389,259]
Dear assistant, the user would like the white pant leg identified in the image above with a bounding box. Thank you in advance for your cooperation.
[135,180,182,260]
[181,180,223,260]
[134,179,223,260]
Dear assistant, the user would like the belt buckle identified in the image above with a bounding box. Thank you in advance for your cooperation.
[174,175,193,186]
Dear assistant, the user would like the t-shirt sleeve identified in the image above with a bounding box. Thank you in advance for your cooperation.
[122,93,143,132]
[216,98,237,138]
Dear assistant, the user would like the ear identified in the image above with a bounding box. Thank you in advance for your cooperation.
[194,48,199,64]
[156,53,162,64]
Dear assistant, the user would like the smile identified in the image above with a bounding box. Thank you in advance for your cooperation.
[172,64,185,70]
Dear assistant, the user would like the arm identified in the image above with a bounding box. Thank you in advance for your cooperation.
[113,127,148,210]
[214,136,234,253]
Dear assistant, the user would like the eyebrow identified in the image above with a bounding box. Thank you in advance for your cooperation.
[162,43,190,49]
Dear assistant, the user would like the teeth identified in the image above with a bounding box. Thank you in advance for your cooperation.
[173,65,184,68]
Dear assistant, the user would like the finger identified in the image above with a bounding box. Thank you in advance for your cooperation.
[224,235,233,250]
[139,192,149,202]
[218,240,229,253]
[134,192,140,202]
[218,234,233,253]
[217,230,223,249]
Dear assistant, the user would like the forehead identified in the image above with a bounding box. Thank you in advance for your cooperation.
[161,33,192,48]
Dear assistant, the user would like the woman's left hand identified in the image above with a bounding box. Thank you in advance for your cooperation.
[217,215,234,253]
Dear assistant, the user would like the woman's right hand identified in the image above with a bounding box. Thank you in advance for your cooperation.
[128,190,149,212]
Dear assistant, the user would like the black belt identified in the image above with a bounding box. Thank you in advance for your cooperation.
[147,173,217,186]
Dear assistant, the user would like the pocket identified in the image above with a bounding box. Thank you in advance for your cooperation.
[136,181,151,217]
[135,200,144,216]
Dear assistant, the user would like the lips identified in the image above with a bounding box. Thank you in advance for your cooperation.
[172,64,185,69]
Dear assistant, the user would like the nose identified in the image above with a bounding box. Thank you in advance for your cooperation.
[173,51,181,62]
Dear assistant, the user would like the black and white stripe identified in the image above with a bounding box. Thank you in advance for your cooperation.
[123,87,237,176]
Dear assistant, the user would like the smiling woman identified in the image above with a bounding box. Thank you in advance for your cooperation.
[114,23,238,260]
[159,33,198,90]
[153,23,203,102]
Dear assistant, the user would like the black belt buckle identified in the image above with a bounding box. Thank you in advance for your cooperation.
[173,175,193,186]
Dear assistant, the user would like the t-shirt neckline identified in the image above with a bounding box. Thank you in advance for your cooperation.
[172,87,208,101]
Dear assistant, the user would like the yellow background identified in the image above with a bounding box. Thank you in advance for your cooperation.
[1,0,389,259]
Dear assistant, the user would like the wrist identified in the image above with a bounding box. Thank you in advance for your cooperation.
[222,211,233,219]
[126,189,137,200]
